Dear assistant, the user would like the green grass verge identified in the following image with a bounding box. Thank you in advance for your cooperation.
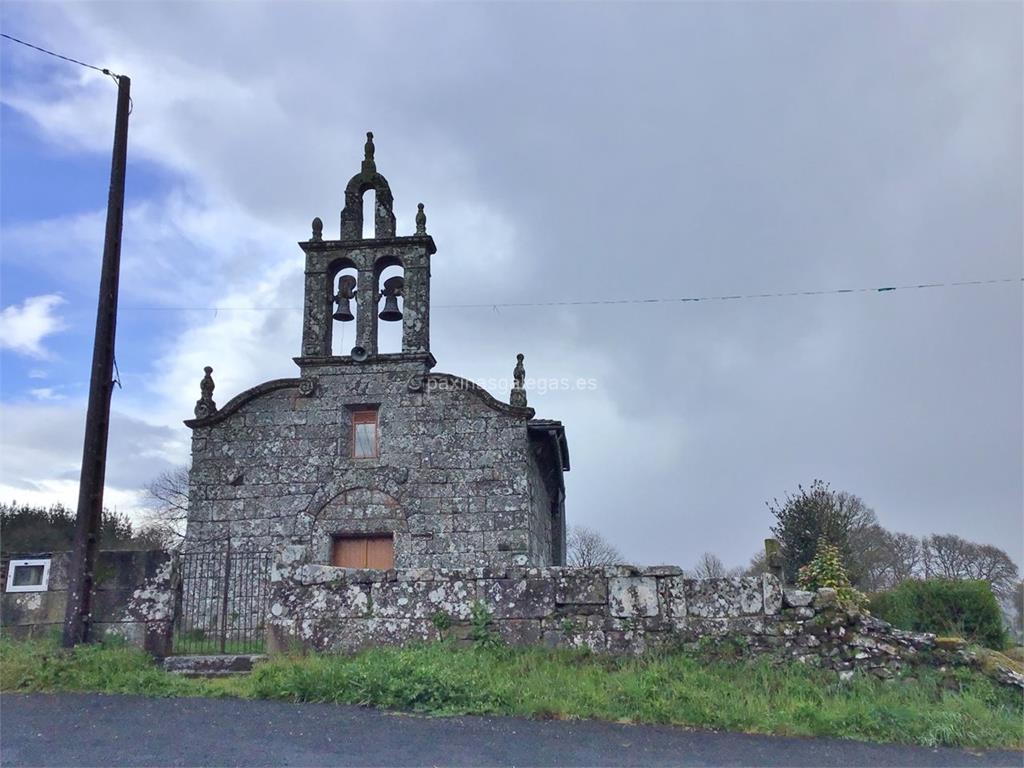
[1,638,1022,750]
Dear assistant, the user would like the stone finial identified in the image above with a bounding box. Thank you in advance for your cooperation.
[415,203,427,235]
[510,353,527,407]
[361,131,377,175]
[311,217,323,242]
[194,366,218,419]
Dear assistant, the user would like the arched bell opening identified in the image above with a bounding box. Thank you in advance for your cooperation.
[361,188,376,240]
[376,260,405,354]
[328,261,358,357]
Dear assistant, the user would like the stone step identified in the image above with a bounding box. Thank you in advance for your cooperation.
[162,654,266,678]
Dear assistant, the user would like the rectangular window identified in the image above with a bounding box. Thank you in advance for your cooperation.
[331,535,394,569]
[352,409,379,458]
[5,559,51,593]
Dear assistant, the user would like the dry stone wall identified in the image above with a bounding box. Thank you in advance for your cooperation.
[266,545,987,680]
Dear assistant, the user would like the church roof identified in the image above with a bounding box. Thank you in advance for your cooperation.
[528,419,570,472]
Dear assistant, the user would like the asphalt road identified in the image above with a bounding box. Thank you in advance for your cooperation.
[1,693,1021,767]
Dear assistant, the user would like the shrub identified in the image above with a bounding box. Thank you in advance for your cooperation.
[469,600,501,648]
[870,579,1008,650]
[796,540,866,609]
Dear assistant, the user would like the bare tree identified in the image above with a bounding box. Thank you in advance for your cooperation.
[567,525,622,567]
[854,528,924,592]
[921,533,1019,599]
[964,544,1020,598]
[141,466,190,549]
[883,532,923,586]
[689,552,739,579]
[745,548,769,577]
[921,534,971,580]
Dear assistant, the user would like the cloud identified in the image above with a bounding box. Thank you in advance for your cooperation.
[0,401,181,519]
[28,388,65,402]
[0,2,1020,571]
[0,295,68,358]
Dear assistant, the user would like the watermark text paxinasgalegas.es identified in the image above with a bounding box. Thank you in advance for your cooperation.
[421,376,598,395]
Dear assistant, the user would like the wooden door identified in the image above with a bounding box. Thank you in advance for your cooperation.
[331,535,394,569]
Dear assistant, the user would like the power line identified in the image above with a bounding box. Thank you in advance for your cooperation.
[1,32,121,78]
[118,276,1022,313]
[438,277,1022,309]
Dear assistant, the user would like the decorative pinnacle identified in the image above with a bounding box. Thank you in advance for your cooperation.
[510,353,527,408]
[311,216,323,242]
[415,203,427,235]
[194,366,218,419]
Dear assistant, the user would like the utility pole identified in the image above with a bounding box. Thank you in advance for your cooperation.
[62,74,131,647]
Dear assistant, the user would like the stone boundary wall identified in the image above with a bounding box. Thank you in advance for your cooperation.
[0,550,175,655]
[267,545,994,681]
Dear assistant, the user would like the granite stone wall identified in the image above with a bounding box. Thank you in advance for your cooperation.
[0,550,175,655]
[265,545,989,681]
[525,451,554,565]
[185,361,565,571]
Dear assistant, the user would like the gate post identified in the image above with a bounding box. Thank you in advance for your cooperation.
[219,540,231,654]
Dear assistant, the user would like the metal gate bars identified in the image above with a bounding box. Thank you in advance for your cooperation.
[172,544,271,654]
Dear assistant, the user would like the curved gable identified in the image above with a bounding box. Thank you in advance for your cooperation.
[426,372,535,419]
[184,378,301,429]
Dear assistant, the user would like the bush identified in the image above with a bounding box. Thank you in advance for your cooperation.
[870,579,1008,650]
[796,540,866,609]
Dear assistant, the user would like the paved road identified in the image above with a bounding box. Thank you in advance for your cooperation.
[1,693,1021,767]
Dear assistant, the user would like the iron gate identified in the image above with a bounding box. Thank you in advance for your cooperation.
[173,545,272,654]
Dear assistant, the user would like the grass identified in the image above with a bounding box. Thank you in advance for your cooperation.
[171,630,264,656]
[1004,647,1024,664]
[1,637,1022,750]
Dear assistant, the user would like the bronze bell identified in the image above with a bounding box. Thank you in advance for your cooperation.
[333,275,356,322]
[378,276,404,322]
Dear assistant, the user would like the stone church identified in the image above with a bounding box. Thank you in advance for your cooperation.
[183,133,569,570]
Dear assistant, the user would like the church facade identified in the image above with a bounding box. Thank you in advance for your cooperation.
[183,134,569,570]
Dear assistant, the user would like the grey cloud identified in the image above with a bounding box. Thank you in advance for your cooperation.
[5,2,1020,568]
[0,403,180,494]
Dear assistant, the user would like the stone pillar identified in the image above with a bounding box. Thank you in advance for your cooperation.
[355,265,378,355]
[402,259,430,354]
[302,269,329,357]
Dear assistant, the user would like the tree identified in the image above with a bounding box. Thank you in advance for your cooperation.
[881,531,923,587]
[0,502,162,554]
[745,548,769,577]
[854,528,924,592]
[567,525,622,567]
[690,552,727,579]
[768,480,878,583]
[141,466,190,549]
[688,552,742,579]
[921,534,1019,599]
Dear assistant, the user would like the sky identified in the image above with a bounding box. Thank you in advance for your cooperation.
[0,1,1020,571]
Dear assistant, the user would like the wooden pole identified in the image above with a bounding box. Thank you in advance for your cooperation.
[62,75,131,647]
